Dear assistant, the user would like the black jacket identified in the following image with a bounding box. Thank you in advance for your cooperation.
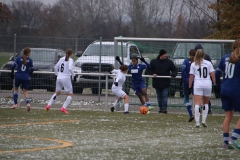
[149,55,177,89]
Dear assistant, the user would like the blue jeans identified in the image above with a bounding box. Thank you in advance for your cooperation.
[155,88,168,111]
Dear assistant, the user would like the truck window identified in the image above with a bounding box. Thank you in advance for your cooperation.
[130,46,139,58]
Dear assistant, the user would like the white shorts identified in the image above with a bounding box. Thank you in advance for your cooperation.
[194,87,212,97]
[56,78,73,93]
[112,89,126,98]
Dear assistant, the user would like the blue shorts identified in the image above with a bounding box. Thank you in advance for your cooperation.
[221,94,240,112]
[132,81,146,94]
[15,78,30,90]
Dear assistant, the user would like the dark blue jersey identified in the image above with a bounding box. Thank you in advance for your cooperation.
[215,53,240,96]
[128,64,148,82]
[11,56,34,80]
[181,58,192,79]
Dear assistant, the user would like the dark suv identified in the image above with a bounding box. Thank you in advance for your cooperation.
[0,48,65,91]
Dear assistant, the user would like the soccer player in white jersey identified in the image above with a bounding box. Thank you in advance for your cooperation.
[45,49,75,114]
[110,65,130,114]
[189,49,216,127]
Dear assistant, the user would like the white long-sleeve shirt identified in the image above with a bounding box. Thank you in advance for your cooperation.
[111,69,126,90]
[55,56,75,79]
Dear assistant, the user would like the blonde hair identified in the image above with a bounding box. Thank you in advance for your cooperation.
[230,47,240,64]
[194,49,205,66]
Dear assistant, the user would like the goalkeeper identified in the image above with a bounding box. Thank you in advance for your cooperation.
[115,56,153,113]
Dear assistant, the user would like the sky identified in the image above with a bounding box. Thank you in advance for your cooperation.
[2,0,59,5]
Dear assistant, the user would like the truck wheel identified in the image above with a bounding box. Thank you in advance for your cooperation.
[73,87,83,94]
[92,88,102,95]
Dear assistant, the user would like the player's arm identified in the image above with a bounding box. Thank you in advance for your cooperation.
[215,57,224,86]
[170,61,177,77]
[10,60,17,79]
[115,56,124,65]
[29,59,35,75]
[69,59,75,77]
[54,60,61,76]
[140,57,151,69]
[188,63,195,88]
[181,59,187,79]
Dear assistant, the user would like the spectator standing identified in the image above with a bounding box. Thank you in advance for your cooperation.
[150,49,177,113]
[195,44,213,114]
[215,40,240,149]
[189,49,216,127]
[181,49,196,122]
[10,47,34,112]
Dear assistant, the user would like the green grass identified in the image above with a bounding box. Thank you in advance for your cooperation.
[0,108,239,159]
[0,52,12,68]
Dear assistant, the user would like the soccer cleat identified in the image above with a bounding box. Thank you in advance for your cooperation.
[162,110,167,114]
[223,143,234,149]
[188,116,194,122]
[110,107,115,112]
[229,139,240,149]
[195,123,200,128]
[11,104,18,109]
[148,106,154,111]
[45,105,50,112]
[123,111,129,114]
[208,110,212,114]
[27,103,31,112]
[202,122,207,127]
[60,107,69,114]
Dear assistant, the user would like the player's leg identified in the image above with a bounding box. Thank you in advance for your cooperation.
[123,94,130,114]
[229,96,240,149]
[60,79,73,114]
[208,100,212,114]
[161,87,168,113]
[140,81,152,110]
[46,79,62,111]
[194,87,203,127]
[201,87,211,127]
[111,97,122,112]
[183,78,194,122]
[11,78,21,109]
[22,80,31,112]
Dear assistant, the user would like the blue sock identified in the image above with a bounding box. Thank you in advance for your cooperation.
[13,92,18,105]
[223,133,229,144]
[26,98,30,104]
[232,129,240,140]
[146,101,151,107]
[187,105,193,117]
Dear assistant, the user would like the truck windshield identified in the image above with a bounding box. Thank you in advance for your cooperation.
[29,50,56,62]
[172,43,222,59]
[83,44,127,57]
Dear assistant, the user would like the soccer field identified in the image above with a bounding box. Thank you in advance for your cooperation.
[0,108,238,160]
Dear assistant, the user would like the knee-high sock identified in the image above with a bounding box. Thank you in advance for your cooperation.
[13,92,18,105]
[25,98,30,104]
[63,96,72,109]
[48,94,57,106]
[124,103,129,112]
[113,99,119,107]
[202,104,209,123]
[186,102,193,117]
[195,105,200,124]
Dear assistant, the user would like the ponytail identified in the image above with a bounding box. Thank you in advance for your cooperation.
[22,47,31,66]
[65,49,73,61]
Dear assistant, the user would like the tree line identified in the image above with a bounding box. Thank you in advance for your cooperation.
[0,0,239,39]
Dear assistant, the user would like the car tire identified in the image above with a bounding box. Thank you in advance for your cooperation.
[91,88,102,95]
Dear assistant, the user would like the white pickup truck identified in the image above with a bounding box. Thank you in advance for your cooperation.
[72,41,150,94]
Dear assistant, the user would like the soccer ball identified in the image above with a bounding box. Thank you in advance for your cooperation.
[140,106,148,114]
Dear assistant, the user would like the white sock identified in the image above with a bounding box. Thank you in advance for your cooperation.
[48,94,57,106]
[113,99,119,107]
[195,105,200,125]
[124,103,129,112]
[63,96,72,109]
[202,104,209,123]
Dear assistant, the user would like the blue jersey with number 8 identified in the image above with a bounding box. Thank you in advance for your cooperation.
[12,56,34,80]
[216,53,240,96]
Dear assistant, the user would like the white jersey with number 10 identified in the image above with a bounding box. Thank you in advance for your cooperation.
[189,59,215,88]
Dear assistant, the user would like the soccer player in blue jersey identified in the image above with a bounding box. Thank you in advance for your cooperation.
[115,56,153,113]
[181,49,195,122]
[10,48,34,112]
[215,40,240,149]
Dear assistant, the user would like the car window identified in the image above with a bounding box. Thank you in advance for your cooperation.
[29,50,56,62]
[172,43,222,59]
[83,44,127,57]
